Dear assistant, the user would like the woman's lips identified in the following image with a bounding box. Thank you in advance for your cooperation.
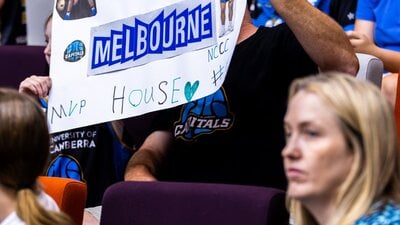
[286,168,305,181]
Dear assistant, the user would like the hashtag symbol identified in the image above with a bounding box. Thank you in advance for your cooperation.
[212,64,224,86]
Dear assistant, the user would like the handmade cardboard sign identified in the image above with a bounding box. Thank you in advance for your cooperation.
[48,0,245,133]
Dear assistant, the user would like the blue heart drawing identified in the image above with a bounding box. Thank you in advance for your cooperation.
[184,80,199,101]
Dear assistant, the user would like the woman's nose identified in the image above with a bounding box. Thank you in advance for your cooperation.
[282,135,301,159]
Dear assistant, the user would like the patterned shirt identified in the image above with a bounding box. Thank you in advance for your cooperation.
[354,201,400,225]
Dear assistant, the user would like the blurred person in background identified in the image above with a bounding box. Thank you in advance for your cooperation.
[0,0,26,45]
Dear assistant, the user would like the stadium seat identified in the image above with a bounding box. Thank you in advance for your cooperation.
[100,181,289,225]
[38,176,87,225]
[0,45,48,89]
[355,53,384,87]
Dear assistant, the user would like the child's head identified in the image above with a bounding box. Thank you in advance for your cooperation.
[0,88,50,192]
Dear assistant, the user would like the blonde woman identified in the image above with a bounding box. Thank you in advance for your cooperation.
[283,72,400,225]
[0,88,73,225]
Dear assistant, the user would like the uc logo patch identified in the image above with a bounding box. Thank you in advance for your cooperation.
[47,155,83,181]
[64,40,86,62]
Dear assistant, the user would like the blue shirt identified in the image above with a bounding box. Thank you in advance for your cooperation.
[356,0,400,52]
[354,201,400,225]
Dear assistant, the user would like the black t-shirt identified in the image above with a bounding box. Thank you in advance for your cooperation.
[329,0,357,31]
[46,123,132,207]
[0,0,26,45]
[153,24,318,190]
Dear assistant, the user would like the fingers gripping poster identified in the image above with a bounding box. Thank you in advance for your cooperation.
[49,0,245,133]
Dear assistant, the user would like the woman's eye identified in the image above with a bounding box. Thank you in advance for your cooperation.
[305,130,319,137]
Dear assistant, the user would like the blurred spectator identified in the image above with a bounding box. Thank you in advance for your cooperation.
[248,0,357,31]
[124,2,358,191]
[250,0,331,27]
[347,0,400,107]
[19,14,134,209]
[0,0,26,45]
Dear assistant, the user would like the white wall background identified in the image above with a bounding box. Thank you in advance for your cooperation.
[26,0,54,46]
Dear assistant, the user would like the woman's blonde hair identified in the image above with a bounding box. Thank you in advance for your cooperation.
[0,88,73,225]
[287,72,400,225]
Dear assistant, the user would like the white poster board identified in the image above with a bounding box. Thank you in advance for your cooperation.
[48,0,245,133]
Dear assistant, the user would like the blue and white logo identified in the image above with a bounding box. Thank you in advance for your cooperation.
[47,155,84,181]
[64,40,86,62]
[174,88,234,140]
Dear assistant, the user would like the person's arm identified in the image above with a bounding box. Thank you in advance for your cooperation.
[348,19,400,73]
[124,130,172,181]
[347,32,400,73]
[270,0,359,75]
[354,19,374,41]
